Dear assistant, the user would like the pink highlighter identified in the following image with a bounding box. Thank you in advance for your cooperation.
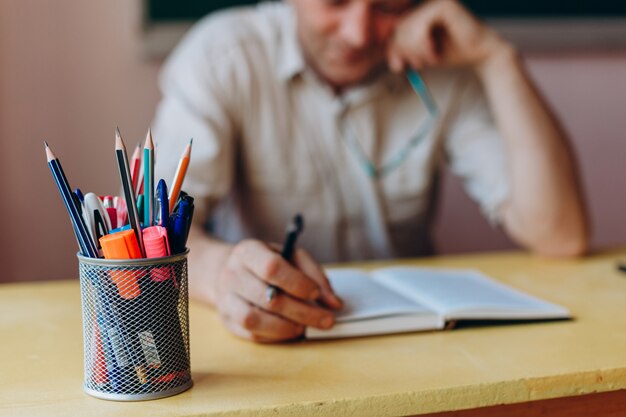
[142,226,172,283]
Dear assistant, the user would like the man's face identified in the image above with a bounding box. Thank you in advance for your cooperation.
[289,0,414,90]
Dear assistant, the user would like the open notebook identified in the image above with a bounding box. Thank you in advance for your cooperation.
[306,267,570,339]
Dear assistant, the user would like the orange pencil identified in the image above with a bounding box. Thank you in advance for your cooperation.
[168,138,192,214]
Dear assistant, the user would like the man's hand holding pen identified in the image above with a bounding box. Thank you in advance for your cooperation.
[214,216,343,343]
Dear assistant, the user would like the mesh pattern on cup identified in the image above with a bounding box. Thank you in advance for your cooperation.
[78,255,191,399]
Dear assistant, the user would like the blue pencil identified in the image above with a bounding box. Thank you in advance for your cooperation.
[143,129,154,227]
[45,142,98,258]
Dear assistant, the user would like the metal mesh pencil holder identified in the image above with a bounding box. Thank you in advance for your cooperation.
[77,251,192,401]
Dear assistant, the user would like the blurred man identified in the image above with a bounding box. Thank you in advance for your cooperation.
[153,0,588,342]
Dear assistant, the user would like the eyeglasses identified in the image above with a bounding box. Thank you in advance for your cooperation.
[344,70,439,179]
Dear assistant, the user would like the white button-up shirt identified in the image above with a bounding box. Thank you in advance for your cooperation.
[153,2,509,263]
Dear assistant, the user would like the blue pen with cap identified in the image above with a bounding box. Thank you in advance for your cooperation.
[156,179,170,229]
[169,195,193,255]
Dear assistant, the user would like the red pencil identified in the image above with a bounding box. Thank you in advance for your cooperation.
[130,143,141,195]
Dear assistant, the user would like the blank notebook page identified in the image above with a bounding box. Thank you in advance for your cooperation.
[327,269,433,321]
[372,267,569,318]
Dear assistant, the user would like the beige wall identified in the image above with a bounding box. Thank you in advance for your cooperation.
[0,0,161,282]
[1,0,625,283]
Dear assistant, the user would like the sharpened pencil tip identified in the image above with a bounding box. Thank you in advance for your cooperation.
[189,138,193,145]
[44,140,49,147]
[115,127,125,150]
[45,141,56,162]
[144,128,154,149]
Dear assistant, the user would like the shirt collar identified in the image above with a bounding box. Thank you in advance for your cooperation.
[277,6,306,81]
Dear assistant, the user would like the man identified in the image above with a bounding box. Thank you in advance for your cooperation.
[153,0,588,343]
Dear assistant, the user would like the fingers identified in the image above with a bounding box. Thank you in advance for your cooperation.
[226,263,336,329]
[231,239,320,301]
[388,12,441,71]
[387,47,405,73]
[219,292,304,343]
[389,0,496,70]
[291,248,343,310]
[217,239,340,343]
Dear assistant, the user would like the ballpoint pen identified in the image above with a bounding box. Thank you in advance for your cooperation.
[83,192,112,256]
[74,188,85,204]
[169,197,193,255]
[156,179,170,229]
[267,214,304,302]
[72,191,84,216]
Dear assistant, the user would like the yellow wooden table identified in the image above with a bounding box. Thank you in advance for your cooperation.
[2,250,626,416]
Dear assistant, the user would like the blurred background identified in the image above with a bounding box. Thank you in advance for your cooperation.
[1,0,625,283]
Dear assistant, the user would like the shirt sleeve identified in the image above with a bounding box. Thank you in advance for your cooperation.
[443,72,510,225]
[152,21,239,224]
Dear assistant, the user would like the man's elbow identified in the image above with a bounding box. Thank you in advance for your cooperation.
[535,234,588,258]
[530,222,589,258]
[503,202,590,258]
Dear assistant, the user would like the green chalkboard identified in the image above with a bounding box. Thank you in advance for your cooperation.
[147,0,626,22]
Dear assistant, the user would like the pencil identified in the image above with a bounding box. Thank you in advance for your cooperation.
[168,138,192,214]
[143,129,154,227]
[45,142,98,258]
[130,143,141,195]
[115,127,145,257]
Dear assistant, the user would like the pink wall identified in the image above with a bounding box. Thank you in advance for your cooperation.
[435,53,626,254]
[1,0,625,282]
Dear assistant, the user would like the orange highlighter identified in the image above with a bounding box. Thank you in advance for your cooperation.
[99,230,143,299]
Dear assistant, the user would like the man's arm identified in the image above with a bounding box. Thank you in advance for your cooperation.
[186,223,343,343]
[388,0,588,256]
[477,46,588,257]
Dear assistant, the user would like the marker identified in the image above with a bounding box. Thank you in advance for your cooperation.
[139,232,189,384]
[99,229,142,299]
[90,312,108,387]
